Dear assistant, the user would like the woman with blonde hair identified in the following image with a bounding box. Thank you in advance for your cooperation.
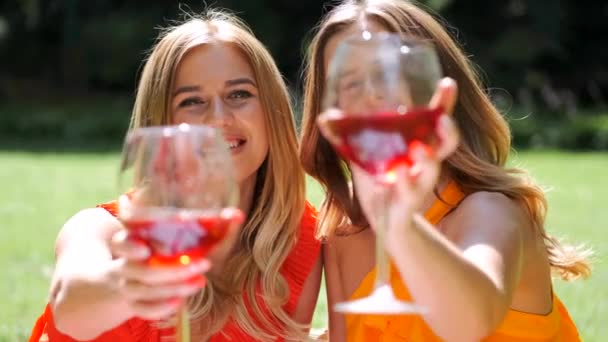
[300,0,590,341]
[30,9,321,342]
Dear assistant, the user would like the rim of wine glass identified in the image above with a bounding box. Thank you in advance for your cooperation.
[126,123,220,139]
[118,196,227,220]
[341,30,436,54]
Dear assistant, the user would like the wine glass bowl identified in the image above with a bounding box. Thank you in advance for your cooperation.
[318,32,443,314]
[117,123,241,341]
[118,124,239,269]
[319,33,444,183]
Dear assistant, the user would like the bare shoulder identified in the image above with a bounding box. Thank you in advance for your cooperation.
[442,191,533,244]
[459,191,527,216]
[56,207,123,258]
[323,225,371,252]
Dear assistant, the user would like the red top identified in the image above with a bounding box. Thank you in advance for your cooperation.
[29,201,321,342]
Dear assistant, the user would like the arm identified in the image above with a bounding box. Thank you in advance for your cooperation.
[388,192,526,341]
[50,208,208,340]
[49,208,133,339]
[323,242,347,342]
[290,253,323,340]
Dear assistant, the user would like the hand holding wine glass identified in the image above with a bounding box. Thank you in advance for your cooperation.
[350,78,459,233]
[117,124,243,341]
[317,32,457,314]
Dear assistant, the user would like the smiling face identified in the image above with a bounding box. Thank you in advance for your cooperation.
[170,43,269,187]
[323,20,397,113]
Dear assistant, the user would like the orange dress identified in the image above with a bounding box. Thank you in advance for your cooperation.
[346,182,581,341]
[29,201,321,342]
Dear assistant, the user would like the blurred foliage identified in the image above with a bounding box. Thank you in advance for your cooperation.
[509,111,608,150]
[1,0,606,104]
[0,0,607,149]
[426,0,608,112]
[0,95,131,150]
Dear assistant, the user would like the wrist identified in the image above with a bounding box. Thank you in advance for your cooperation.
[385,214,416,253]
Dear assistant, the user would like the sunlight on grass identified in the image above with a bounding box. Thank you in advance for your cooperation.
[0,151,605,341]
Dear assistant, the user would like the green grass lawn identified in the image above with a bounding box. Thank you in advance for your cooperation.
[0,150,605,341]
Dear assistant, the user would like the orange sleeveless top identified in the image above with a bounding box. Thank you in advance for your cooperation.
[346,182,581,341]
[29,201,321,342]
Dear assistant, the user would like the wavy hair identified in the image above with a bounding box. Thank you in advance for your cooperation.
[131,9,307,340]
[299,0,591,281]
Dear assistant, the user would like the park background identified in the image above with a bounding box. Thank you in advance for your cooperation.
[0,0,606,341]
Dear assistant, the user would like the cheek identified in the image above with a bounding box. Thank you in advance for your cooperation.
[239,101,266,130]
[173,112,209,126]
[253,115,269,153]
[170,111,190,125]
[248,106,269,155]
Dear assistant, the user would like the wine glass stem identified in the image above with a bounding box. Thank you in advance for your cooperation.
[373,185,391,288]
[177,302,190,342]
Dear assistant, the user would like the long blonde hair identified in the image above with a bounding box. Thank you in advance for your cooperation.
[299,0,591,281]
[132,10,307,340]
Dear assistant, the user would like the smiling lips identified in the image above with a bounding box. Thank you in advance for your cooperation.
[225,136,246,152]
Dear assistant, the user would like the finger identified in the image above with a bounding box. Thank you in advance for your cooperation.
[349,163,375,198]
[221,207,245,226]
[435,115,459,160]
[429,78,458,116]
[408,147,428,180]
[316,109,344,146]
[122,280,202,301]
[122,259,212,285]
[393,165,414,195]
[349,162,365,180]
[110,230,150,261]
[130,298,183,321]
[350,163,379,186]
[409,144,440,185]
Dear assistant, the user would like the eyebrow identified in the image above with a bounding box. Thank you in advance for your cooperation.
[338,61,383,79]
[173,85,200,97]
[225,77,257,87]
[339,69,357,78]
[172,78,257,97]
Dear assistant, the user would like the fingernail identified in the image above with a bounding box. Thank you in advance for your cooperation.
[136,247,150,259]
[410,141,427,160]
[198,259,211,269]
[169,297,183,307]
[409,164,422,180]
[226,209,244,225]
[190,259,211,273]
[191,276,207,288]
[440,77,455,88]
[183,283,203,295]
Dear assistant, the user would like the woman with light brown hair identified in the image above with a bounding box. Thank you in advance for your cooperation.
[29,9,321,342]
[300,0,591,341]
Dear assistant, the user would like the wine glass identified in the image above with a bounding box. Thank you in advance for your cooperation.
[317,32,443,314]
[117,123,241,341]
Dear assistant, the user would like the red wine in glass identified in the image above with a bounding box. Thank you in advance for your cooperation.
[122,210,232,266]
[321,107,443,181]
[122,209,234,284]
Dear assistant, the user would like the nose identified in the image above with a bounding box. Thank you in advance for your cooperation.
[363,78,387,112]
[205,97,234,128]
